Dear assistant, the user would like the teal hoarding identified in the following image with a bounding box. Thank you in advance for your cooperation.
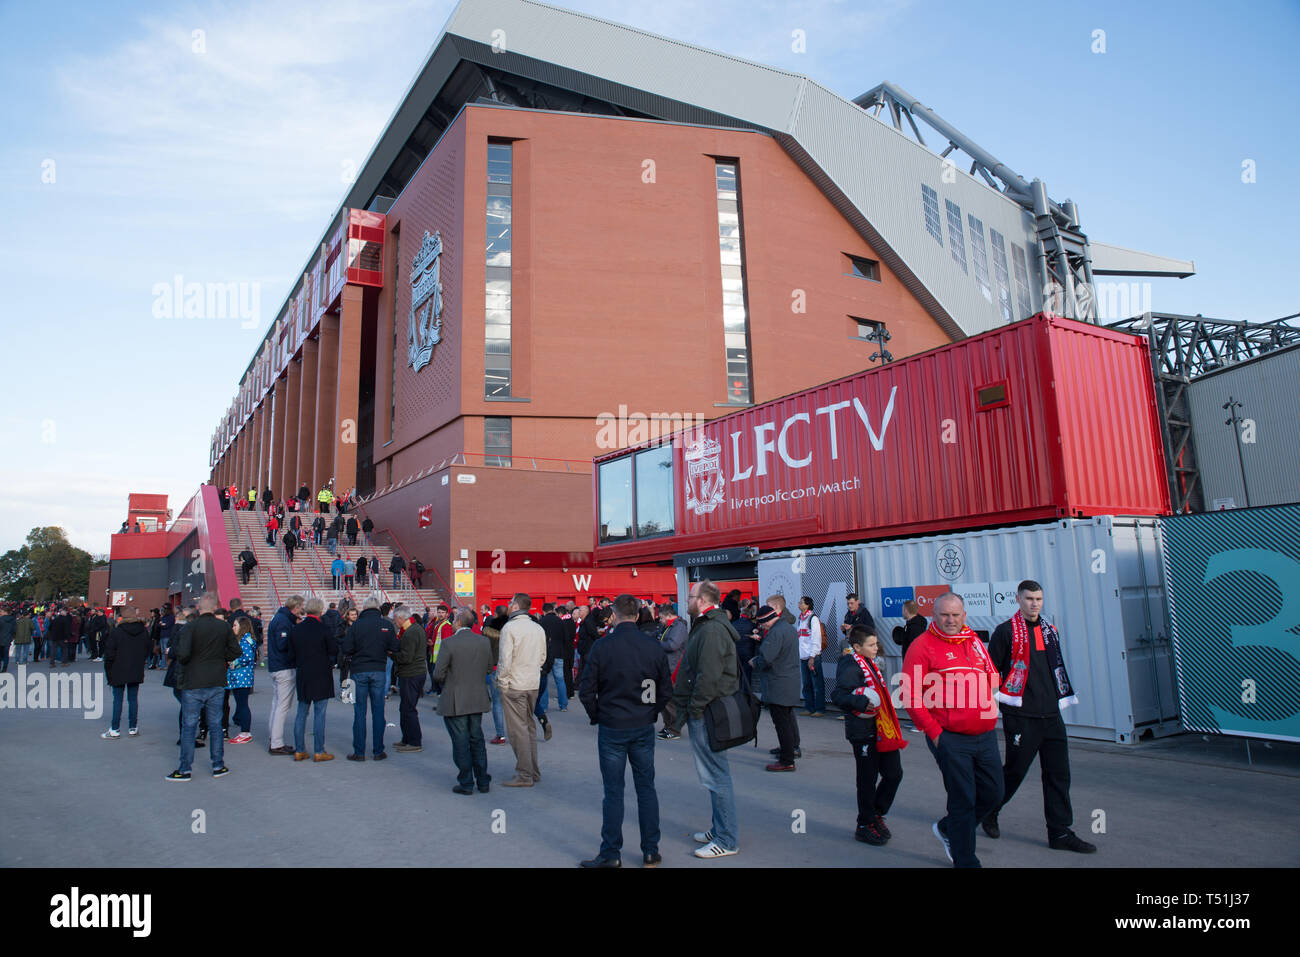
[1162,504,1300,742]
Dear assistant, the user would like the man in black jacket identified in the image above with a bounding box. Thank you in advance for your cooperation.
[982,580,1095,853]
[894,600,927,657]
[389,554,406,590]
[46,610,70,668]
[538,603,571,713]
[168,594,238,781]
[841,593,876,654]
[345,516,359,546]
[341,597,400,760]
[575,605,605,694]
[578,594,672,868]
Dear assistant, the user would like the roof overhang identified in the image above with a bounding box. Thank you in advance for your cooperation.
[1090,241,1195,278]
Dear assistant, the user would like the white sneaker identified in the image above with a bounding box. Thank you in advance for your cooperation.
[101,730,120,739]
[691,829,715,844]
[128,728,139,736]
[932,821,953,863]
[693,842,737,859]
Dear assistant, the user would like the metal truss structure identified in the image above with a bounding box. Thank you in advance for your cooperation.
[853,82,1096,322]
[1107,312,1300,512]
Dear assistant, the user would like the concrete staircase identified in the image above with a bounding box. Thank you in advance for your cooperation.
[222,509,448,614]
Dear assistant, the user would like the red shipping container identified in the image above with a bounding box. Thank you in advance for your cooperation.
[593,314,1171,565]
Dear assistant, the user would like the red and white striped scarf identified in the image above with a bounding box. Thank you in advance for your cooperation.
[850,651,907,752]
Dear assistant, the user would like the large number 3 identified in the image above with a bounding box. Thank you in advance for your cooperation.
[1203,549,1300,734]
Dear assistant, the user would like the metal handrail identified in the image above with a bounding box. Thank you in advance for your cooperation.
[334,538,389,606]
[356,451,592,506]
[231,512,280,611]
[350,507,460,611]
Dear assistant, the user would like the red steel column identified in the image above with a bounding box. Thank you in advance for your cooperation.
[297,337,319,501]
[333,285,363,497]
[244,418,257,496]
[269,377,288,501]
[232,431,244,501]
[259,397,273,494]
[280,358,302,503]
[315,314,339,493]
[249,404,264,498]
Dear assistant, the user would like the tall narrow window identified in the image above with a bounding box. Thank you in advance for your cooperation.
[485,142,512,398]
[989,228,1014,323]
[715,161,752,404]
[1011,242,1033,319]
[484,416,511,467]
[967,214,992,303]
[945,199,968,273]
[921,185,943,246]
[389,228,399,441]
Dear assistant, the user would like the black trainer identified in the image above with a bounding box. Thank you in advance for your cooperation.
[1049,830,1097,853]
[642,853,662,868]
[982,812,1000,839]
[855,823,886,846]
[579,856,621,868]
[874,814,892,840]
[164,770,191,783]
[212,766,230,778]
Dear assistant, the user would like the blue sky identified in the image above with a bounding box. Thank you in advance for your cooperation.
[1,0,1296,556]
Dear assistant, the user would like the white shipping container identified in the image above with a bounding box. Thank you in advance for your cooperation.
[759,517,1178,743]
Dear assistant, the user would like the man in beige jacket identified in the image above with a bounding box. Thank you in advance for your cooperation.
[497,593,548,787]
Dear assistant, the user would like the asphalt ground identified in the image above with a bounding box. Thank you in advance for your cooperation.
[2,659,1297,868]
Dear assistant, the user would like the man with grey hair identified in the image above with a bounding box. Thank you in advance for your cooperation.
[392,604,426,752]
[291,596,338,761]
[498,593,547,787]
[266,595,305,756]
[341,594,400,760]
[902,591,1002,867]
[434,608,494,793]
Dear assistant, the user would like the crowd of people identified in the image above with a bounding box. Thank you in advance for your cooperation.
[5,574,1097,867]
[217,480,357,516]
[0,600,183,671]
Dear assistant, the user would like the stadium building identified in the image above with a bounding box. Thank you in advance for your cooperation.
[206,0,1195,603]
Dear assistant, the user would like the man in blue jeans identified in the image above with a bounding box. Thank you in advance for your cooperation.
[167,594,239,781]
[538,603,571,712]
[341,596,399,760]
[578,594,672,868]
[666,579,742,859]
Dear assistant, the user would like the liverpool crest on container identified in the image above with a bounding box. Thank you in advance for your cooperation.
[685,435,726,515]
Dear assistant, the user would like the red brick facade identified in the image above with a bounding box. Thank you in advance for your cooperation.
[214,104,952,589]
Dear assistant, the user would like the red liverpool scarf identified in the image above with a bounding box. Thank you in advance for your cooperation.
[995,612,1078,709]
[850,651,907,752]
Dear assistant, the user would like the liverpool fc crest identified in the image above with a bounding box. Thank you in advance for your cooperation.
[684,435,726,516]
[408,230,444,372]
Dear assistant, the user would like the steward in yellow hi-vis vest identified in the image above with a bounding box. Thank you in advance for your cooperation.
[318,487,332,514]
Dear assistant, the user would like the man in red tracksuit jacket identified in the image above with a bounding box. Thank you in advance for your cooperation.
[902,592,1003,868]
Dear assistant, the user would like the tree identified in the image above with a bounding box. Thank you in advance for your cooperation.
[0,545,34,602]
[0,528,96,601]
